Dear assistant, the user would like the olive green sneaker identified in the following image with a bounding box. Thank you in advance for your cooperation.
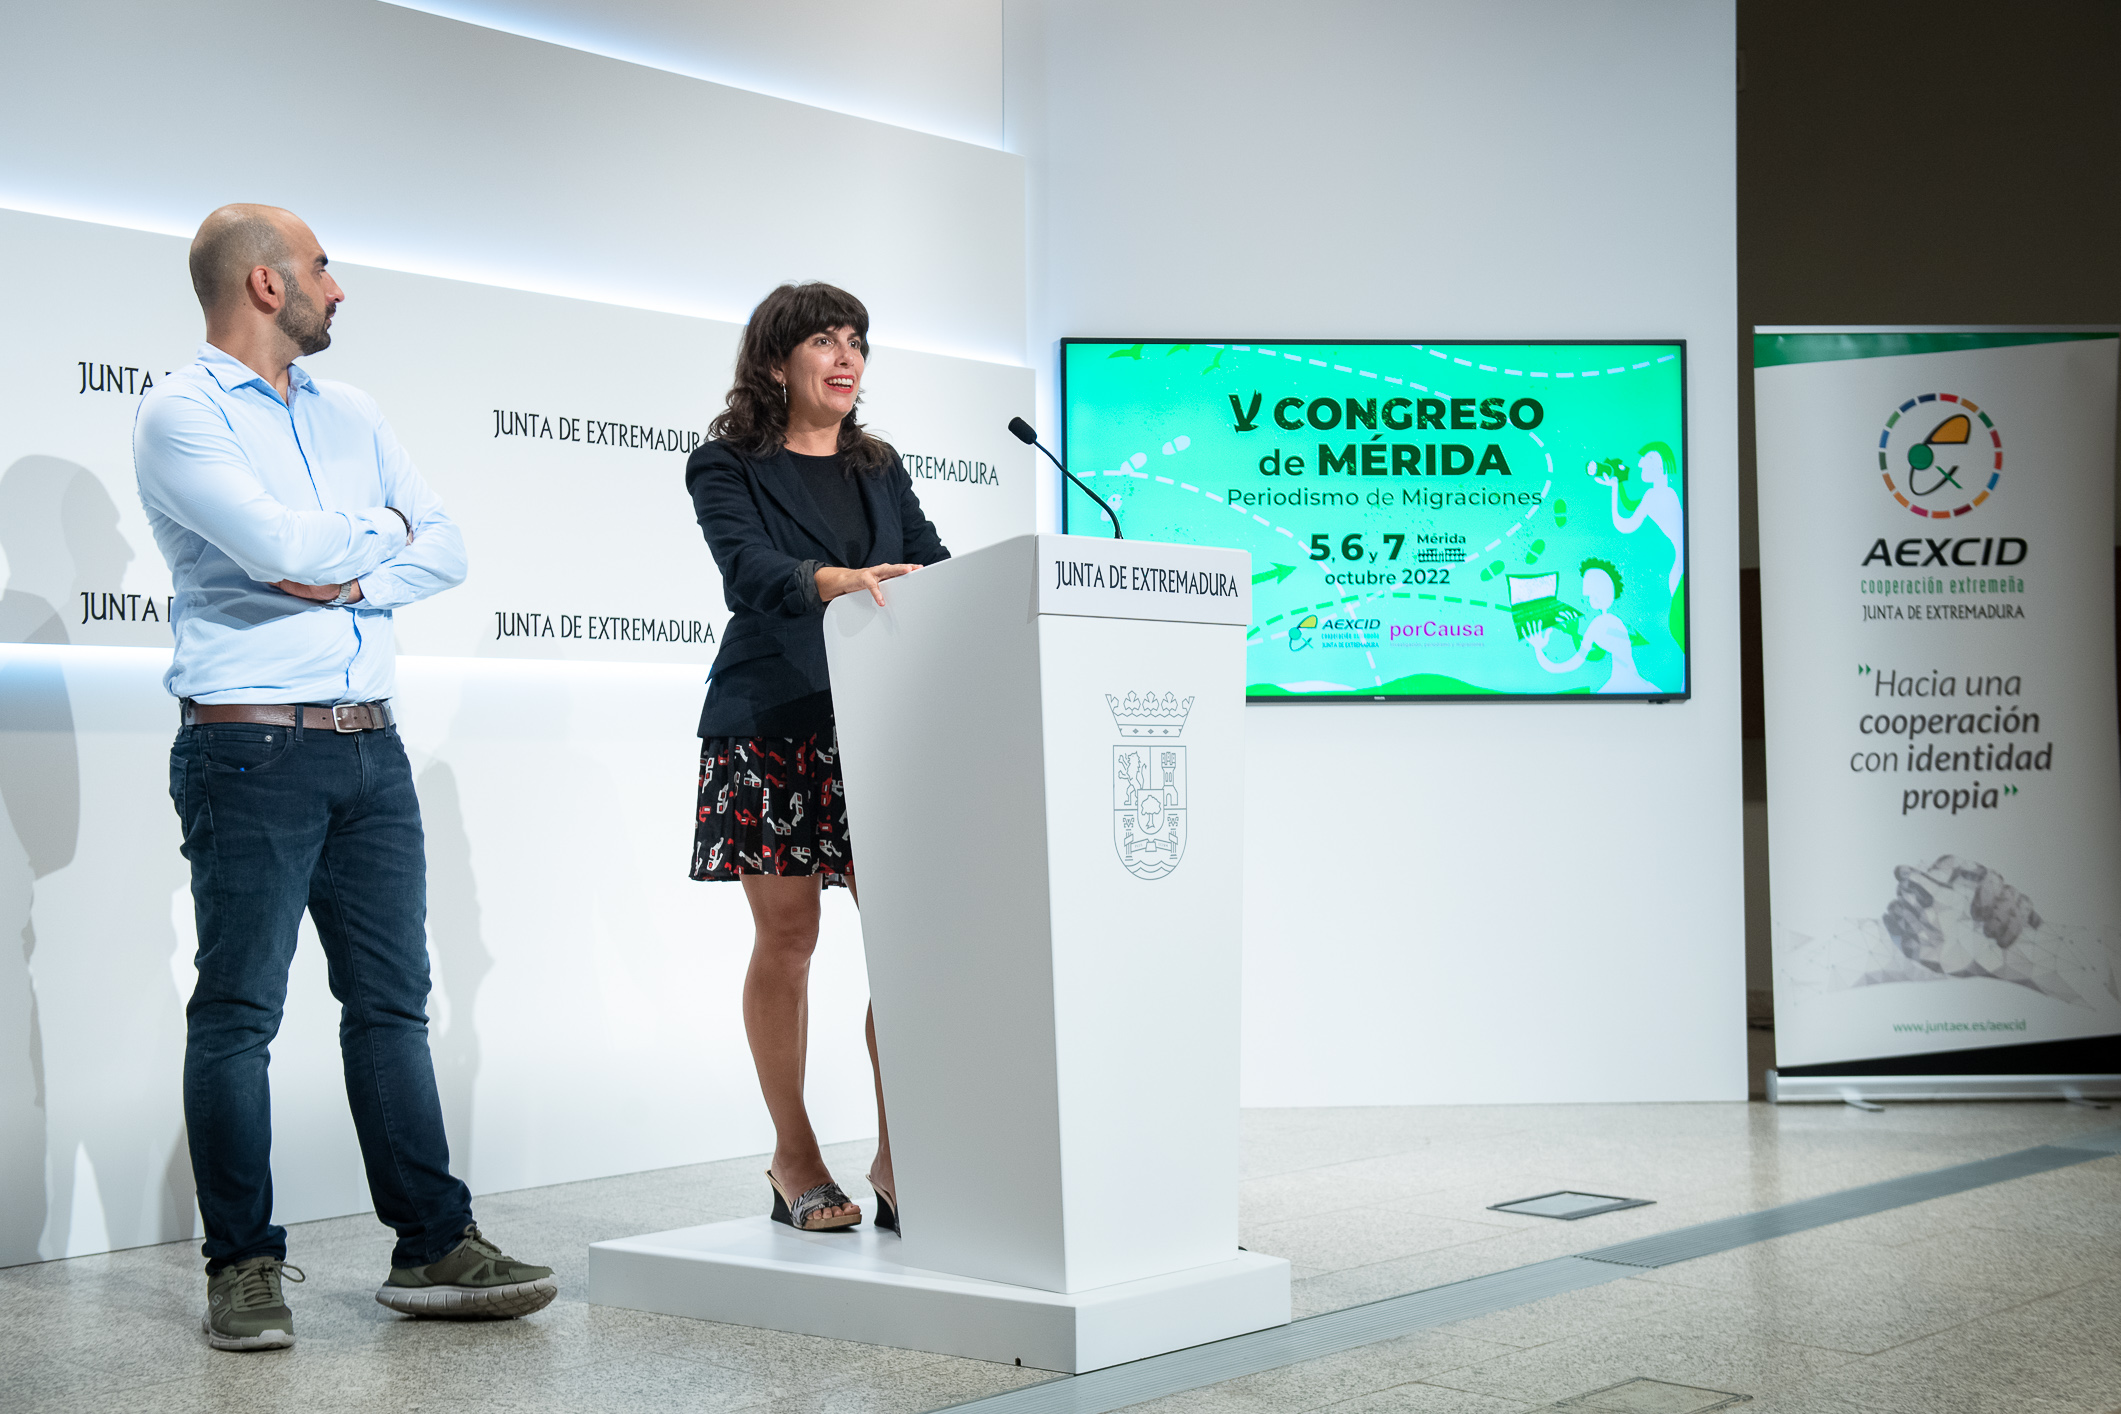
[375,1224,557,1318]
[202,1256,302,1351]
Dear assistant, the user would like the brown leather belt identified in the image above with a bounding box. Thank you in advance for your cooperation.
[181,700,396,733]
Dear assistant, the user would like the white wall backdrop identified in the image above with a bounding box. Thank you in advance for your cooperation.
[0,210,1035,660]
[0,0,1022,364]
[1007,0,1747,1104]
[0,647,876,1262]
[0,0,1028,1265]
[380,0,1006,148]
[0,0,1746,1269]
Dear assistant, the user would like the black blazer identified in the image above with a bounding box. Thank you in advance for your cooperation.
[687,439,949,738]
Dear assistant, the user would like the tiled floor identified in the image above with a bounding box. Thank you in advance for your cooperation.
[5,1102,2118,1413]
[1198,1101,2121,1414]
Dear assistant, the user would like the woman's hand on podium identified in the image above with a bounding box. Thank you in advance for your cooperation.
[815,563,919,607]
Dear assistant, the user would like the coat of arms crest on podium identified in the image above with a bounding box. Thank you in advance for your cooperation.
[1108,690,1192,881]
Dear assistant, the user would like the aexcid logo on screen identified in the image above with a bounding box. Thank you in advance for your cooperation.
[1878,394,2003,519]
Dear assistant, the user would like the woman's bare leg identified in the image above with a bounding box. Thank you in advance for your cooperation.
[866,1004,894,1196]
[847,870,894,1199]
[740,873,857,1221]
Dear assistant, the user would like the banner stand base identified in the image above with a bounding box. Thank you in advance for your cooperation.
[1767,1071,2121,1105]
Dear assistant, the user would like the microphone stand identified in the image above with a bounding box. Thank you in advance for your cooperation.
[1011,422,1122,539]
[1041,443,1123,540]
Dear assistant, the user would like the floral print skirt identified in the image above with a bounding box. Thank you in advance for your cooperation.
[690,732,850,888]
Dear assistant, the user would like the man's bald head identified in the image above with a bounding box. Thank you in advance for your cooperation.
[188,204,297,313]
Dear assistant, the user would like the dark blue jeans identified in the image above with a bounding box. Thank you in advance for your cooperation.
[170,717,473,1272]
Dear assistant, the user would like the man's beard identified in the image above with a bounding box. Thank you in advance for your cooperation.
[276,279,332,356]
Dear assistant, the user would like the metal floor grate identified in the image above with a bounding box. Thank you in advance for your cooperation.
[1491,1190,1653,1220]
[1576,1144,2099,1269]
[1544,1375,1751,1411]
[2060,1126,2121,1154]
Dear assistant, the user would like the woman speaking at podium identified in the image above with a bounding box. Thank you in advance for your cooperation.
[685,283,948,1234]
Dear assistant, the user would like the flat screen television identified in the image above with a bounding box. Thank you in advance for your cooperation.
[1060,339,1689,702]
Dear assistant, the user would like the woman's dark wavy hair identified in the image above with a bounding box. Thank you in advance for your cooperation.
[709,282,891,473]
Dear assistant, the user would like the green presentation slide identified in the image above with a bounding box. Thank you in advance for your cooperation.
[1061,340,1690,701]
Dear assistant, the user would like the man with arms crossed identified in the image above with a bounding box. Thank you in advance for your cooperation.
[135,204,554,1350]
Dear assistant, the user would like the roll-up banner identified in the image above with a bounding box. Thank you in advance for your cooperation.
[1754,328,2121,1102]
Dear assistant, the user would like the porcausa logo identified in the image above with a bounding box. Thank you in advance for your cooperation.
[1878,394,2002,520]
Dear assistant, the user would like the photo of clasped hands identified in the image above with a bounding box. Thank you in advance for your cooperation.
[272,505,416,606]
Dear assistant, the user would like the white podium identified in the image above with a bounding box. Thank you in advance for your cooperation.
[589,535,1287,1372]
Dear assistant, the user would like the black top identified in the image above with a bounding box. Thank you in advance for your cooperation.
[786,450,871,568]
[686,439,949,739]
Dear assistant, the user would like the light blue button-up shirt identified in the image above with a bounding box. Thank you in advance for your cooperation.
[133,343,467,705]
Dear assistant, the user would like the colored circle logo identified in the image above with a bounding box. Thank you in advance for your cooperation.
[1878,394,2001,519]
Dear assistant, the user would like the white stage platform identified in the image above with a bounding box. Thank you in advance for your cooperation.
[587,1217,1291,1374]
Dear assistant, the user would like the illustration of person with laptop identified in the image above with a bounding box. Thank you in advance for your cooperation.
[1527,558,1656,694]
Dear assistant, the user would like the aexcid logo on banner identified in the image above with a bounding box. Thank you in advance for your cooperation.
[1754,327,2121,1069]
[1878,394,2003,519]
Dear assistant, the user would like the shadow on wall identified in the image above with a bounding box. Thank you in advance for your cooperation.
[0,457,93,1265]
[0,455,137,646]
[417,760,492,1184]
[0,455,192,1267]
[0,651,67,1265]
[402,662,702,1194]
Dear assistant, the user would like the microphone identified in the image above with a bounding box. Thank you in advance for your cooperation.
[1009,416,1122,539]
